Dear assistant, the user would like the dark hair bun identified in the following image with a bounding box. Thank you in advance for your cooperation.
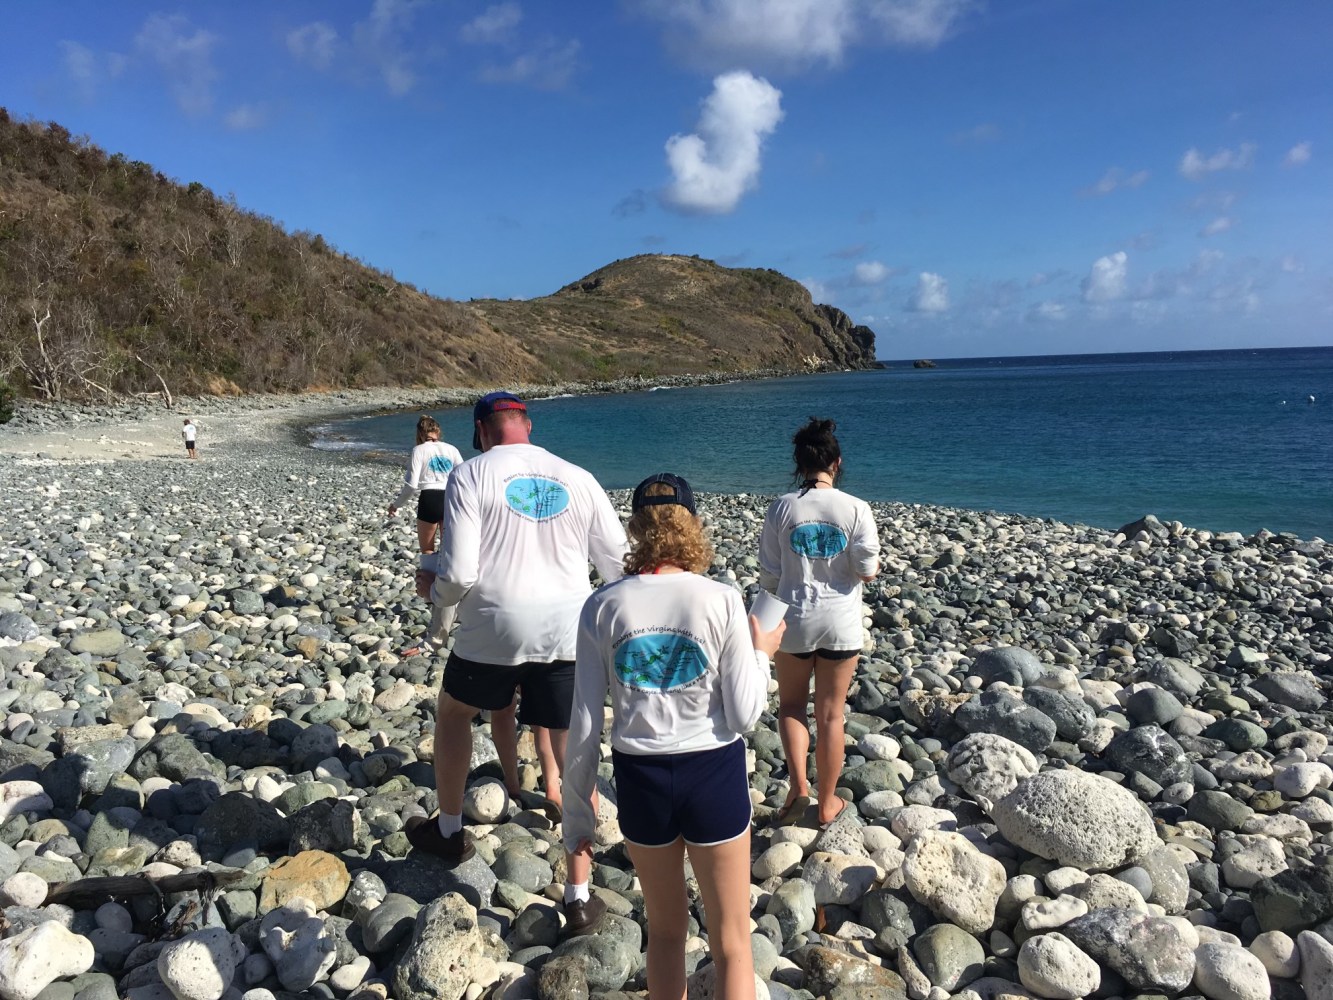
[792,417,841,479]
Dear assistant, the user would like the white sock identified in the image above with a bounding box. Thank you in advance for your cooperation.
[564,881,590,904]
[437,812,463,837]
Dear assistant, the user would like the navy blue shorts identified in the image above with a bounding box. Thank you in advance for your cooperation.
[612,739,752,848]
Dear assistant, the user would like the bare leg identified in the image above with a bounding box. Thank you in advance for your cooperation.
[416,519,437,554]
[546,727,596,884]
[433,691,480,815]
[625,837,689,1000]
[775,652,814,809]
[492,697,521,796]
[688,831,757,999]
[812,654,858,825]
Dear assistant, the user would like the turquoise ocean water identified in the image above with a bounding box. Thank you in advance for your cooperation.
[313,347,1333,540]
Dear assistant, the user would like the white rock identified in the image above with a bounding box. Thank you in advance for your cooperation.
[752,842,804,880]
[1022,895,1088,931]
[1275,762,1333,799]
[945,733,1040,812]
[858,733,901,761]
[1250,930,1299,979]
[902,829,1007,934]
[769,825,819,851]
[890,805,957,842]
[861,826,901,854]
[801,852,881,906]
[1298,931,1333,1000]
[1017,932,1100,999]
[0,923,95,1000]
[1042,867,1090,894]
[1220,837,1287,890]
[158,928,246,1000]
[0,782,53,824]
[0,873,48,909]
[462,780,509,824]
[329,956,373,992]
[1193,942,1271,1000]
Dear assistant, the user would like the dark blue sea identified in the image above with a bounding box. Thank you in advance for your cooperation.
[313,347,1333,539]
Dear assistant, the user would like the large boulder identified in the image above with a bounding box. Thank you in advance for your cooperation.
[946,733,1040,812]
[902,830,1006,934]
[393,893,507,1000]
[993,769,1158,871]
[1103,725,1192,787]
[1061,908,1195,993]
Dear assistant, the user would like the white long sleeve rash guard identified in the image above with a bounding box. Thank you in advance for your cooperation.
[561,572,770,851]
[759,487,881,653]
[392,439,464,509]
[425,443,627,665]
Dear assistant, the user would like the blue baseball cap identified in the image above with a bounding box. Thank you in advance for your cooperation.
[632,472,697,516]
[472,392,526,450]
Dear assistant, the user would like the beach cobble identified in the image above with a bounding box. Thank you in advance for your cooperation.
[0,406,1330,1000]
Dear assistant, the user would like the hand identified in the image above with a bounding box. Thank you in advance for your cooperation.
[388,505,398,517]
[749,614,785,659]
[415,569,435,600]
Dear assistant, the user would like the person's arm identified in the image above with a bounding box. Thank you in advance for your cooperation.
[851,501,881,582]
[587,487,629,583]
[429,469,480,606]
[562,599,609,853]
[719,589,782,735]
[392,447,425,513]
[758,503,783,593]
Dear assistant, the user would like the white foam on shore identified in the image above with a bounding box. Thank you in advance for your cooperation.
[308,421,376,452]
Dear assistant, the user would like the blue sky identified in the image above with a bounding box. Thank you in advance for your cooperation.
[2,1,1330,359]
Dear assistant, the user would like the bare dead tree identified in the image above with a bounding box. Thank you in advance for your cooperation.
[133,351,174,409]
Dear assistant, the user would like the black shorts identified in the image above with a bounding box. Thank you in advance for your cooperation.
[443,652,575,729]
[184,441,195,452]
[417,490,445,525]
[789,647,860,661]
[612,739,752,848]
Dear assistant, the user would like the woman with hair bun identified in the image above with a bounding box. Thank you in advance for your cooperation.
[563,473,784,999]
[760,417,881,826]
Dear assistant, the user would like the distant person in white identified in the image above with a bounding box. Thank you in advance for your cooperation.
[563,473,784,1000]
[413,391,627,936]
[388,414,463,555]
[182,419,198,459]
[759,417,880,827]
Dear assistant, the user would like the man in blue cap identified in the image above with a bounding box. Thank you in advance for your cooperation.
[413,391,627,935]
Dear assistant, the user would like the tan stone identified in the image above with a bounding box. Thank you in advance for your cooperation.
[259,851,350,914]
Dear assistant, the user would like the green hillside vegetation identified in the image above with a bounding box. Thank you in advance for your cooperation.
[0,110,876,405]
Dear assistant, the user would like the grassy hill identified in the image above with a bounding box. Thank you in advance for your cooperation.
[0,110,876,405]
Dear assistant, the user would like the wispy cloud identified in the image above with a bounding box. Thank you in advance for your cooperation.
[1026,301,1066,322]
[60,40,127,102]
[288,22,339,71]
[952,122,1000,145]
[353,0,419,96]
[134,13,220,117]
[461,3,523,45]
[1179,143,1256,181]
[1283,141,1312,168]
[663,71,784,215]
[1082,251,1127,303]
[1084,166,1149,196]
[828,242,871,260]
[1199,216,1233,238]
[907,271,949,312]
[636,0,980,73]
[224,104,267,131]
[479,38,580,90]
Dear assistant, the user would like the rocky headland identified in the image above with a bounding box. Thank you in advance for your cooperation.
[0,402,1330,1000]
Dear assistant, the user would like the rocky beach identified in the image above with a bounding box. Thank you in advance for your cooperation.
[0,394,1331,1000]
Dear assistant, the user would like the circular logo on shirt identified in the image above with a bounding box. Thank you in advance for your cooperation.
[504,477,570,520]
[614,633,709,692]
[428,455,454,475]
[790,523,848,559]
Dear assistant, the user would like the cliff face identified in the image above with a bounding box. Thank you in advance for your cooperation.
[0,113,876,401]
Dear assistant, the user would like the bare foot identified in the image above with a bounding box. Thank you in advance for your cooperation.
[818,797,849,827]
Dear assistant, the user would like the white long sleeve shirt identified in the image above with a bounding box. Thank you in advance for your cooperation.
[392,440,464,509]
[426,443,627,664]
[562,572,770,851]
[759,487,880,653]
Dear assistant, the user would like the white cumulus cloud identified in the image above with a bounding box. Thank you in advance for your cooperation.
[134,13,219,116]
[1199,216,1233,238]
[1081,251,1127,303]
[1027,301,1066,322]
[907,272,949,312]
[663,71,784,215]
[635,0,978,72]
[1283,141,1312,167]
[1179,143,1256,181]
[288,22,339,70]
[852,260,894,285]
